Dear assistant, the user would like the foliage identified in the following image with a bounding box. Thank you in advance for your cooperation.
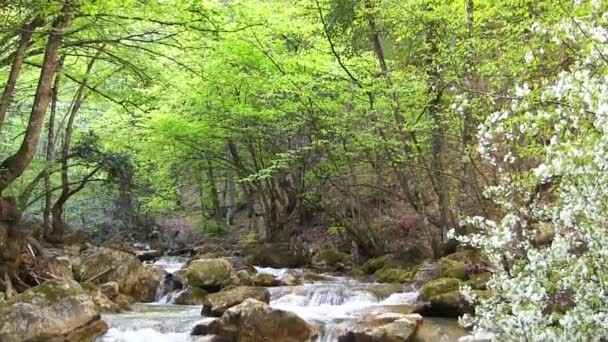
[453,2,608,339]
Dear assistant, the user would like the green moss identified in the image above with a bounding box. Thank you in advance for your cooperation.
[191,287,208,299]
[351,266,366,278]
[466,272,491,290]
[374,268,413,283]
[438,258,467,280]
[420,278,463,301]
[312,249,351,268]
[361,255,398,274]
[253,273,277,286]
[186,259,233,288]
[430,290,463,307]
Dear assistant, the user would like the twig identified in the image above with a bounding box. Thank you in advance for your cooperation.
[84,267,113,283]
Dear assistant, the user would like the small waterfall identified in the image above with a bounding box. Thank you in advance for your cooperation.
[153,257,188,303]
[154,256,188,274]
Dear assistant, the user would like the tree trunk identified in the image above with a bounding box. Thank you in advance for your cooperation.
[425,11,453,250]
[204,156,222,221]
[0,5,73,192]
[50,53,97,240]
[0,17,44,132]
[225,143,236,226]
[44,57,64,234]
[457,0,476,219]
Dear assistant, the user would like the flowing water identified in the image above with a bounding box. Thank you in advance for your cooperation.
[97,257,465,341]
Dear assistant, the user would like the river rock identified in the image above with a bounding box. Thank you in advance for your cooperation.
[417,278,489,317]
[45,256,74,280]
[252,272,280,287]
[81,282,122,313]
[200,298,318,341]
[76,247,160,302]
[241,242,308,268]
[174,287,209,305]
[335,312,423,342]
[0,279,108,341]
[99,281,120,300]
[232,270,254,286]
[202,286,270,316]
[312,248,351,271]
[146,264,169,284]
[223,257,255,272]
[280,274,301,286]
[186,259,234,291]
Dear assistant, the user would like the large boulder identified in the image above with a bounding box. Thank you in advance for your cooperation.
[232,270,254,286]
[241,243,308,268]
[420,278,463,301]
[45,256,74,280]
[335,312,423,342]
[81,282,122,313]
[202,286,270,316]
[0,279,108,341]
[312,249,351,271]
[99,281,119,300]
[252,273,280,287]
[197,298,318,341]
[174,287,209,305]
[186,259,234,292]
[418,278,488,317]
[374,268,413,283]
[145,264,169,284]
[76,247,160,302]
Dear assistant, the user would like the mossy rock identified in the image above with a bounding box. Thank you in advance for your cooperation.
[361,255,399,274]
[438,258,467,280]
[427,289,491,317]
[174,287,208,305]
[312,249,351,270]
[186,258,234,291]
[352,266,366,278]
[202,286,270,316]
[467,272,491,290]
[191,287,209,299]
[420,278,463,301]
[241,243,307,268]
[0,279,107,341]
[303,271,324,282]
[77,247,159,302]
[252,273,279,287]
[374,268,413,283]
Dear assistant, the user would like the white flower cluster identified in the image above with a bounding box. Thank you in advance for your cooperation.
[455,11,608,341]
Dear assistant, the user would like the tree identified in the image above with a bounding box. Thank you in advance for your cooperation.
[454,1,608,339]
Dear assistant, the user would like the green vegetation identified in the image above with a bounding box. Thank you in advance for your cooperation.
[2,0,608,339]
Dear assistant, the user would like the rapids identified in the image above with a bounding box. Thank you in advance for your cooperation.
[97,257,465,341]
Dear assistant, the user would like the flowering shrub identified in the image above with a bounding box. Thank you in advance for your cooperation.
[452,4,608,340]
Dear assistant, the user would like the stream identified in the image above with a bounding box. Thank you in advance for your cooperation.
[97,257,466,341]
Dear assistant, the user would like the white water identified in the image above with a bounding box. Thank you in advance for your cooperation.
[98,261,425,342]
[153,256,188,274]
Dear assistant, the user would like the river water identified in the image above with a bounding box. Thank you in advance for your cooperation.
[97,257,466,341]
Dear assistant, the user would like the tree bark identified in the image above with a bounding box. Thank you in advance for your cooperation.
[0,17,45,132]
[0,5,73,192]
[425,10,453,251]
[44,57,64,233]
[50,53,98,240]
[457,0,476,218]
[225,143,236,225]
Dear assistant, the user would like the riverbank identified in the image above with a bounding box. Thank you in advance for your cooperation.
[0,239,490,341]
